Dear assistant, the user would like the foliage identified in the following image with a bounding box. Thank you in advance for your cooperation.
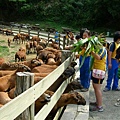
[72,35,105,67]
[0,0,120,30]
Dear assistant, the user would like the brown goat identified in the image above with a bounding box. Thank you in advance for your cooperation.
[5,30,13,36]
[0,58,5,66]
[0,58,41,71]
[36,45,44,56]
[0,64,31,92]
[33,40,38,53]
[26,41,33,54]
[0,70,16,77]
[35,90,86,115]
[31,64,58,73]
[31,36,41,44]
[0,92,12,105]
[20,33,30,40]
[8,38,11,47]
[13,33,21,44]
[15,47,26,62]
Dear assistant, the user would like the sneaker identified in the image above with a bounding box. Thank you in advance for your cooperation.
[103,87,110,92]
[90,106,104,112]
[80,88,88,92]
[89,102,97,106]
[114,88,120,91]
[117,98,120,102]
[114,102,120,107]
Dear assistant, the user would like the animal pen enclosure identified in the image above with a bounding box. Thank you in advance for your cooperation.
[0,53,75,120]
[0,23,85,120]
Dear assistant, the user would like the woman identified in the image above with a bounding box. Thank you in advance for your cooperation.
[79,29,91,92]
[90,46,107,112]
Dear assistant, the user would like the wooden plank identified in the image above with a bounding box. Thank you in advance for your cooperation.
[76,91,89,120]
[61,91,89,120]
[60,104,78,120]
[53,107,64,120]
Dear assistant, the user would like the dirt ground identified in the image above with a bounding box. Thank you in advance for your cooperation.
[0,34,36,62]
[89,73,120,120]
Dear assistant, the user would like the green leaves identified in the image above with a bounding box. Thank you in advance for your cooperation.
[72,36,103,54]
[72,38,88,53]
[117,67,120,79]
[72,36,104,68]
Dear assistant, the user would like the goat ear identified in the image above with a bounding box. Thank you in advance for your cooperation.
[23,65,31,72]
[31,59,36,63]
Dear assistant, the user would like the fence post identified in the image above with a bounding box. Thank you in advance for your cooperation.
[28,28,30,38]
[48,32,50,41]
[19,26,21,33]
[37,30,40,37]
[15,72,34,120]
[63,36,66,50]
[58,33,60,48]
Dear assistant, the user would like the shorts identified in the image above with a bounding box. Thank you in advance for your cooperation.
[91,76,104,84]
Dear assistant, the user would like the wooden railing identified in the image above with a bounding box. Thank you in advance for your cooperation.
[0,52,75,120]
[0,24,71,49]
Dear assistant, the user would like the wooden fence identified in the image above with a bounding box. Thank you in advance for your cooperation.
[0,52,75,120]
[0,24,71,49]
[0,23,77,120]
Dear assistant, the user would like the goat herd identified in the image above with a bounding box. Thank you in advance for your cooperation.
[0,29,86,119]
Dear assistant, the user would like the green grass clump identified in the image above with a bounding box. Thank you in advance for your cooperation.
[0,40,6,42]
[0,46,9,57]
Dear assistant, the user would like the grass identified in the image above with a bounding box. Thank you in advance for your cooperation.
[19,20,77,33]
[0,46,9,57]
[19,20,116,36]
[0,40,6,42]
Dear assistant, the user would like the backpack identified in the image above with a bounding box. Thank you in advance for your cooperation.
[109,42,115,52]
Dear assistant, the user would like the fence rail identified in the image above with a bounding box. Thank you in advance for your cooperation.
[0,24,71,49]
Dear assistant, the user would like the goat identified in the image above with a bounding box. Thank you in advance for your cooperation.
[0,58,41,71]
[33,40,38,53]
[31,36,41,44]
[35,90,86,115]
[26,41,33,54]
[0,64,31,92]
[31,64,58,73]
[36,45,44,56]
[13,33,21,44]
[20,33,30,40]
[48,39,60,50]
[5,30,13,36]
[15,47,26,62]
[0,70,16,77]
[8,38,11,47]
[21,35,26,44]
[37,50,53,63]
[0,58,5,66]
[0,92,12,105]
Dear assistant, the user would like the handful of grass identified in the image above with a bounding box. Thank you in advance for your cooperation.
[72,35,105,69]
